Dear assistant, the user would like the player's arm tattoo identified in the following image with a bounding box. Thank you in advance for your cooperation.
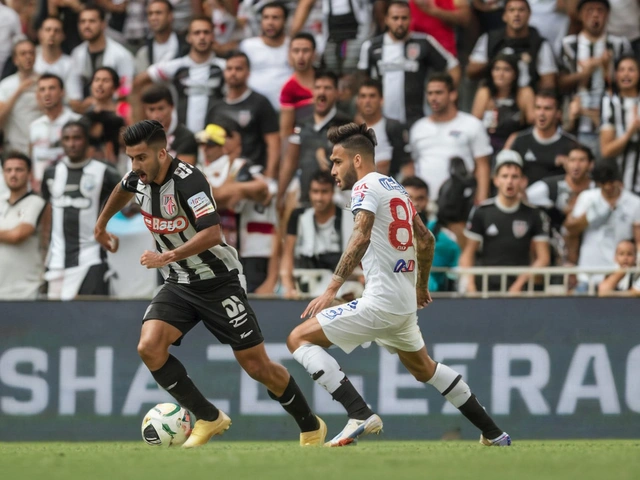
[413,215,435,289]
[332,210,374,284]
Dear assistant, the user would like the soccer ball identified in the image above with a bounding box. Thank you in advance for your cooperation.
[141,403,193,447]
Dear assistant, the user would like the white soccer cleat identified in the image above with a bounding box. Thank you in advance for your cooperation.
[480,432,512,446]
[325,414,383,447]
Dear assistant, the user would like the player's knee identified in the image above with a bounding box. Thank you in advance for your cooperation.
[241,359,268,381]
[286,328,303,353]
[137,339,161,363]
[412,357,438,383]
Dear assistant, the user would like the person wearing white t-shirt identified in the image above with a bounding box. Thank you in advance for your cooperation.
[240,2,293,112]
[135,0,185,74]
[597,239,640,296]
[287,122,511,448]
[410,72,492,203]
[564,161,640,291]
[0,3,21,76]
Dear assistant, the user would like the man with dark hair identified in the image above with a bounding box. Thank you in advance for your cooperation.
[35,17,78,100]
[467,0,558,90]
[240,2,293,112]
[135,0,186,74]
[277,70,352,209]
[134,16,226,133]
[358,0,460,127]
[141,84,198,165]
[356,78,411,179]
[30,73,81,190]
[94,119,327,448]
[206,51,280,183]
[504,90,581,185]
[0,151,47,299]
[287,122,511,448]
[42,120,121,300]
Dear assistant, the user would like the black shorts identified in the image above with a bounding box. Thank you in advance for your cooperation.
[143,277,264,350]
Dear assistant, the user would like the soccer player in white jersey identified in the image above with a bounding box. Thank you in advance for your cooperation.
[287,123,511,447]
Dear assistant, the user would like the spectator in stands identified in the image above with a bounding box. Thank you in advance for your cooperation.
[134,16,225,134]
[69,5,135,107]
[196,120,275,293]
[356,79,412,179]
[279,32,316,142]
[403,175,460,292]
[41,120,121,300]
[0,2,21,76]
[206,51,280,182]
[600,55,640,196]
[564,161,640,291]
[48,0,87,53]
[277,70,352,210]
[467,0,558,91]
[281,169,351,298]
[135,0,186,74]
[597,239,640,296]
[528,0,570,57]
[471,53,534,153]
[358,0,460,127]
[82,67,126,164]
[504,90,580,185]
[141,84,198,166]
[30,74,81,191]
[460,150,550,293]
[409,0,472,57]
[240,2,293,112]
[35,17,78,100]
[0,151,47,299]
[471,0,505,34]
[606,0,640,62]
[559,0,632,158]
[410,72,492,205]
[0,38,40,155]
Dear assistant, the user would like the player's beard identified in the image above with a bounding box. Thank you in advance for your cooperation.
[340,164,358,190]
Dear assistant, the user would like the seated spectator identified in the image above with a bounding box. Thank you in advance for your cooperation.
[471,54,534,153]
[0,151,47,299]
[467,0,557,91]
[403,176,460,292]
[597,238,640,296]
[564,161,640,291]
[460,150,550,293]
[600,55,640,195]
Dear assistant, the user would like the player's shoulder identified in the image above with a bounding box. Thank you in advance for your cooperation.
[170,159,203,185]
[475,197,496,209]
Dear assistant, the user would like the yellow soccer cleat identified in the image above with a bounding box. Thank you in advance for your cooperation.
[300,416,327,446]
[182,410,232,449]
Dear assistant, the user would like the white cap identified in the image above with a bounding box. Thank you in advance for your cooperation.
[494,149,523,173]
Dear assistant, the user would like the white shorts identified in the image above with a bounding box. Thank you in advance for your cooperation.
[317,297,425,354]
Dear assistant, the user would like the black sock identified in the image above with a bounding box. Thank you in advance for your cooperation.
[151,354,219,422]
[458,394,503,439]
[331,377,374,420]
[268,376,319,432]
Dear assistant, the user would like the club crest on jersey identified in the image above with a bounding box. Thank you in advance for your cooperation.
[406,43,421,60]
[238,110,252,127]
[162,194,177,216]
[512,220,529,238]
[394,259,415,273]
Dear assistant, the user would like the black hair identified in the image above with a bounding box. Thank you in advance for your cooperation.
[141,84,174,106]
[227,50,251,69]
[260,1,289,20]
[41,16,64,27]
[122,120,167,148]
[38,73,64,90]
[210,116,242,136]
[310,169,335,186]
[12,37,35,57]
[535,89,561,109]
[1,150,32,171]
[614,54,640,94]
[504,0,531,11]
[591,160,622,183]
[291,32,316,50]
[81,3,107,21]
[189,15,214,31]
[569,144,595,162]
[402,176,429,196]
[93,66,120,89]
[148,0,174,12]
[327,123,377,160]
[62,120,91,140]
[387,0,411,13]
[427,72,455,92]
[486,54,519,99]
[358,78,383,97]
[315,70,339,88]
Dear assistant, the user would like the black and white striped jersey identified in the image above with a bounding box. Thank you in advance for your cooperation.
[127,156,242,285]
[42,158,121,270]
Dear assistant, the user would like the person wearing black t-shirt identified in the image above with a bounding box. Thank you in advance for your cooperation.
[504,90,580,185]
[460,149,550,293]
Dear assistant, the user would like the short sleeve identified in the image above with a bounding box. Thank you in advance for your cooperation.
[20,196,46,228]
[526,181,553,208]
[571,190,591,218]
[0,80,12,102]
[101,165,121,203]
[40,167,54,202]
[177,165,222,231]
[469,118,493,159]
[287,208,303,236]
[531,208,550,241]
[148,58,182,83]
[469,34,489,64]
[258,95,279,135]
[425,35,459,72]
[464,206,484,242]
[351,183,379,215]
[536,41,559,75]
[357,39,372,72]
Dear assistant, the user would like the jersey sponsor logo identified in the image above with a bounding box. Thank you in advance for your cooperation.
[143,214,189,234]
[377,59,420,73]
[512,220,529,238]
[50,195,92,209]
[187,192,215,219]
[449,130,462,138]
[486,224,499,236]
[378,177,407,193]
[524,149,536,162]
[353,183,368,192]
[162,194,177,216]
[320,300,359,321]
[79,173,96,192]
[393,259,415,273]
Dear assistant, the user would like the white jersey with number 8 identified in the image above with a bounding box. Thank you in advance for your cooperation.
[351,172,417,315]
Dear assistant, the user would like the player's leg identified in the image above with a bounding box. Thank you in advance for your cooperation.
[233,342,327,446]
[397,346,510,446]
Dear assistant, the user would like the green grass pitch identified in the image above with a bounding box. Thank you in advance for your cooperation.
[1,441,639,480]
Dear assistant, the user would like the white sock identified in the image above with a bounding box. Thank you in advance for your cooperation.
[427,363,472,408]
[292,344,345,394]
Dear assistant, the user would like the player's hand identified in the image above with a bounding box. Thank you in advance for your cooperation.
[94,225,119,253]
[301,290,336,319]
[416,288,432,309]
[140,250,168,269]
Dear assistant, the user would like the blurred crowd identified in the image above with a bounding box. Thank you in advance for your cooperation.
[1,0,640,300]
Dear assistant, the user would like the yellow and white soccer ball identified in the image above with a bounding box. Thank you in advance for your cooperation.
[141,403,193,447]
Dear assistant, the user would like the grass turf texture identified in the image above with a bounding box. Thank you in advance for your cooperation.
[1,441,639,480]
